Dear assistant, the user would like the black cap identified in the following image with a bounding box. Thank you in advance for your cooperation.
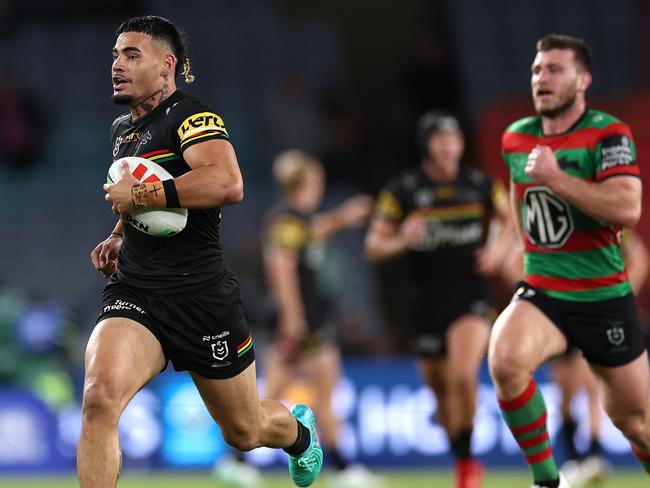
[416,111,461,158]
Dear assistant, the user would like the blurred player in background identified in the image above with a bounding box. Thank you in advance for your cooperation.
[489,33,650,488]
[216,149,382,488]
[365,111,513,488]
[80,16,322,488]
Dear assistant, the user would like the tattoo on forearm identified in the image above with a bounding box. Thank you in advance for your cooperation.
[131,183,165,208]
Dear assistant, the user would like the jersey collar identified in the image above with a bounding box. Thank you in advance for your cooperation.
[129,89,184,126]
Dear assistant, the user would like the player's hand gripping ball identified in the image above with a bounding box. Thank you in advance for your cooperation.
[106,157,188,237]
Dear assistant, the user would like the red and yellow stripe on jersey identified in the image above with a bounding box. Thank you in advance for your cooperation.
[503,109,639,301]
[412,202,486,222]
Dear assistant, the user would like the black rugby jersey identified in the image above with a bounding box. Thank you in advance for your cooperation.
[374,165,505,288]
[262,204,332,331]
[110,90,231,291]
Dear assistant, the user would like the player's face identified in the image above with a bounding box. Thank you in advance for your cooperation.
[301,166,325,211]
[531,49,589,118]
[426,131,464,176]
[111,32,170,106]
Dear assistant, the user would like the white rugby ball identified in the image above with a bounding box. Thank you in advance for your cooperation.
[107,156,188,237]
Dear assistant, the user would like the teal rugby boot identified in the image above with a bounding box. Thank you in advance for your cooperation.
[287,404,323,487]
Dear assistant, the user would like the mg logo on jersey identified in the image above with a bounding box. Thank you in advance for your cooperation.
[524,187,574,248]
[211,341,228,361]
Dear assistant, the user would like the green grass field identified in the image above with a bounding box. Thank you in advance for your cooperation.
[1,470,647,488]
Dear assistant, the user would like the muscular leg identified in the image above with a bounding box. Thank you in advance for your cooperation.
[591,351,650,470]
[446,314,490,432]
[418,356,458,437]
[191,361,300,451]
[552,354,582,421]
[489,300,568,486]
[444,314,490,488]
[489,300,567,398]
[77,318,166,488]
[582,361,603,446]
[302,344,341,450]
[262,344,298,401]
[552,353,583,461]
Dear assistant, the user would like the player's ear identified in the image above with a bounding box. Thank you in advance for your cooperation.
[577,70,592,92]
[161,52,176,78]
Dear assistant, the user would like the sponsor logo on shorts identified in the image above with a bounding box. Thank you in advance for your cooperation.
[211,341,229,361]
[102,299,146,315]
[515,286,536,299]
[202,330,230,342]
[201,332,234,367]
[606,325,625,346]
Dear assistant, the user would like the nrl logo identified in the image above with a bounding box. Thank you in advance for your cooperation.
[211,341,228,361]
[606,327,625,346]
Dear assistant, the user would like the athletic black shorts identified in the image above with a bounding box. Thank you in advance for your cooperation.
[97,275,255,379]
[513,281,645,367]
[411,283,493,358]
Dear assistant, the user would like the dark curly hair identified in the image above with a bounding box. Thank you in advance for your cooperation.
[116,15,194,83]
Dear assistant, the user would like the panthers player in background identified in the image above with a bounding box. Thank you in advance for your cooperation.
[489,33,650,488]
[365,111,513,488]
[81,16,322,488]
[215,150,379,488]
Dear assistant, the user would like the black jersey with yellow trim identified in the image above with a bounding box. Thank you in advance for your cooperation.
[374,165,503,288]
[263,204,332,331]
[109,90,232,291]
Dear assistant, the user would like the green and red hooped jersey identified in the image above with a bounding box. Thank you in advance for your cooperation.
[502,109,640,301]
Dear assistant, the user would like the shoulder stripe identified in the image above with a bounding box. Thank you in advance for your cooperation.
[596,165,640,181]
[180,131,228,149]
[503,122,633,154]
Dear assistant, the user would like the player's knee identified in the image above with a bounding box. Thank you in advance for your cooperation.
[222,425,260,452]
[488,349,526,388]
[454,369,477,394]
[81,376,123,423]
[610,411,650,449]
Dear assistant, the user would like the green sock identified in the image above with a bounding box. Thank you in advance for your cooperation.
[498,379,559,484]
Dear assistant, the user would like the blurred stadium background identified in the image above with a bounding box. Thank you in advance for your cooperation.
[1,0,650,486]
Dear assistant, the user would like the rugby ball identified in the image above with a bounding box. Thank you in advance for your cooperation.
[107,156,188,237]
